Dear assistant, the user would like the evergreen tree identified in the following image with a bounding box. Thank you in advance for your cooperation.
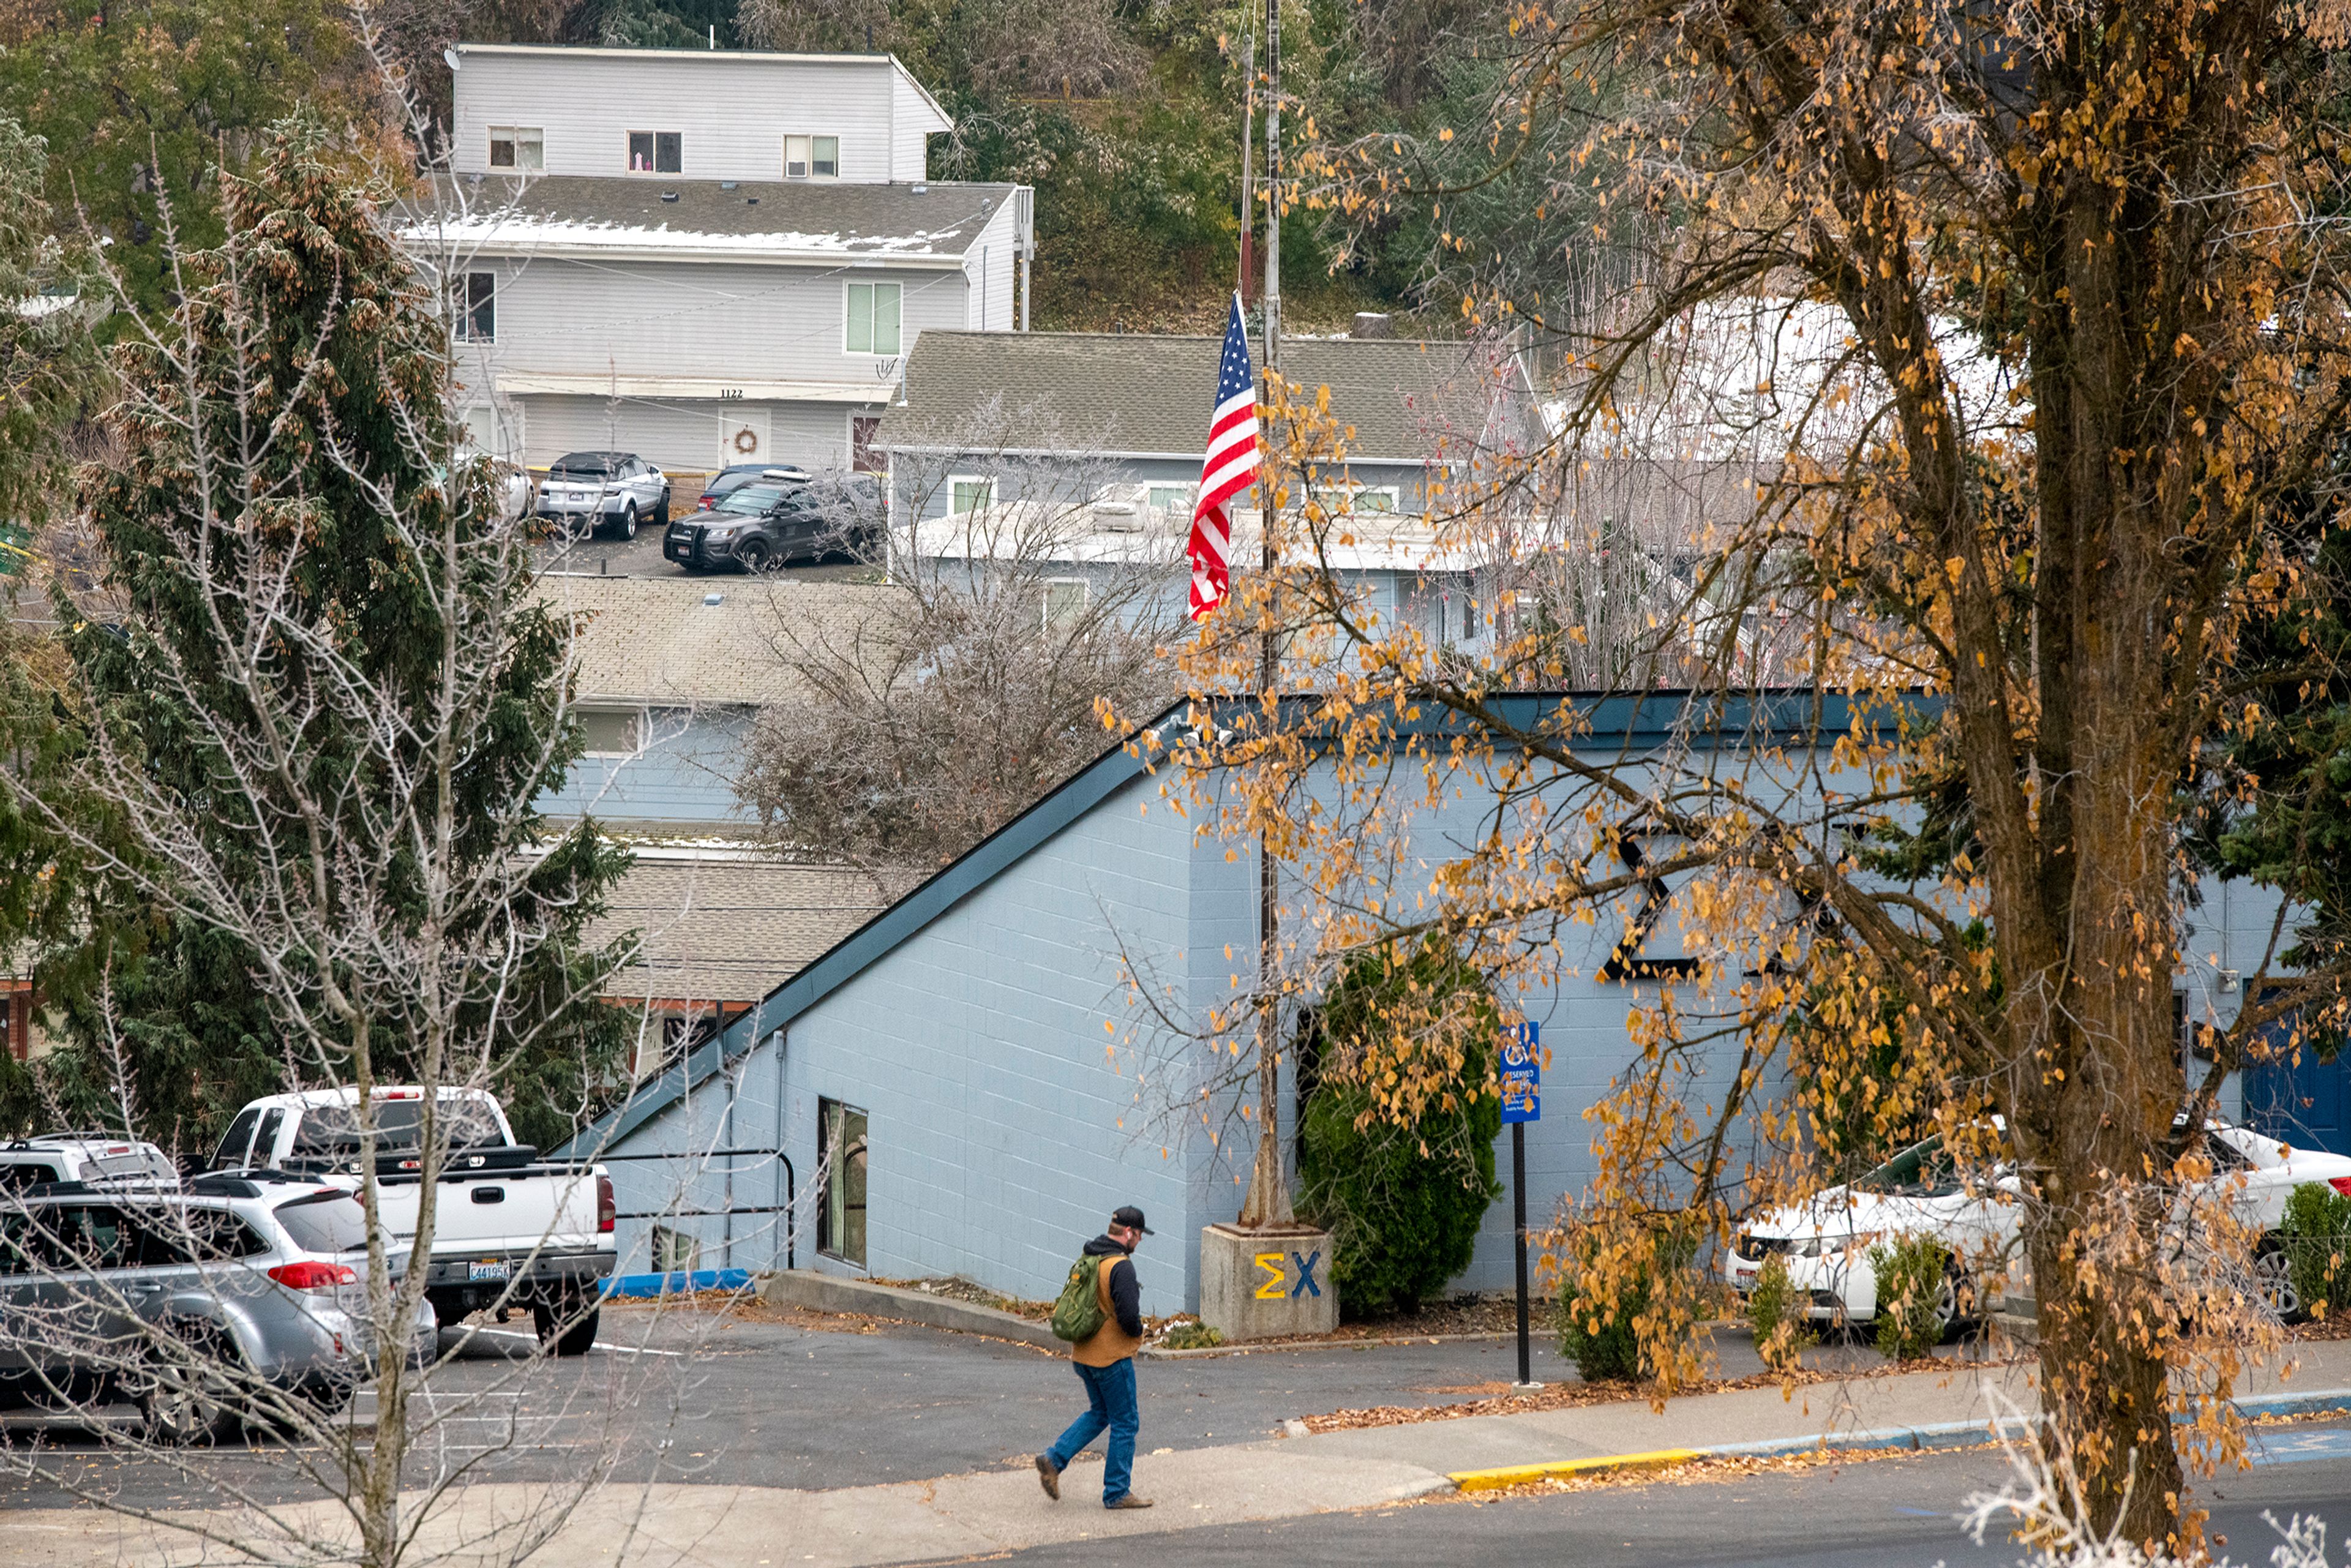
[39,111,633,1157]
[1299,939,1502,1317]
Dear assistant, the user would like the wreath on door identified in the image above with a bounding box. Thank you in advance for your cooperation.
[733,427,760,454]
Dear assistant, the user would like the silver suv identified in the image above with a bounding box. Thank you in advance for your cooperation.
[0,1177,432,1442]
[535,451,670,540]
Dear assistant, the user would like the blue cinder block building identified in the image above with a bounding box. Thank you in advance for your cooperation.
[565,692,2306,1316]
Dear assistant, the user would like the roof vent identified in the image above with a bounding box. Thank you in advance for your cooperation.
[746,197,759,205]
[719,181,738,190]
[910,182,928,195]
[703,591,724,606]
[661,190,680,203]
[1351,312,1393,339]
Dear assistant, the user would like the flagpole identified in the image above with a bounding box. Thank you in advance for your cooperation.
[1237,23,1254,305]
[1238,0,1292,1231]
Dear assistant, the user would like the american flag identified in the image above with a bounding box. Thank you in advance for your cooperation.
[1188,293,1260,620]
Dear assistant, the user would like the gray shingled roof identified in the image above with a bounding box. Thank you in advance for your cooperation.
[591,857,896,1005]
[876,331,1516,463]
[538,573,901,707]
[427,175,1017,257]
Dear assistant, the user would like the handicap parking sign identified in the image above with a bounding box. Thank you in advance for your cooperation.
[1499,1022,1540,1123]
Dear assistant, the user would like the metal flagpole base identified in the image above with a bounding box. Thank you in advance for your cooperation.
[1511,1381,1546,1394]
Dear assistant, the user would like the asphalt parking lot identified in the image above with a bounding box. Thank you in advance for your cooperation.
[532,514,876,584]
[0,1298,1968,1514]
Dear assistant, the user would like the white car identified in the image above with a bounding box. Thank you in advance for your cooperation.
[1723,1119,2351,1332]
[534,450,670,541]
[0,1135,179,1193]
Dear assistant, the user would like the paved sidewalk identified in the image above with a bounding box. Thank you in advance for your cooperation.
[14,1339,2350,1567]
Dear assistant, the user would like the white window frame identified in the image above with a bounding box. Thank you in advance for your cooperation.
[486,126,542,171]
[1043,577,1090,631]
[1146,484,1196,517]
[1316,481,1402,514]
[785,134,840,180]
[455,271,496,343]
[947,476,995,516]
[626,130,682,174]
[577,705,645,759]
[844,281,903,356]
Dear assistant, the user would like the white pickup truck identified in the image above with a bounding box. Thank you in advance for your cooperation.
[209,1087,616,1353]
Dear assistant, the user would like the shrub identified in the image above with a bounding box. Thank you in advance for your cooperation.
[1746,1253,1816,1373]
[2281,1181,2351,1318]
[1298,940,1503,1318]
[1157,1320,1225,1351]
[1554,1225,1695,1384]
[1868,1234,1951,1362]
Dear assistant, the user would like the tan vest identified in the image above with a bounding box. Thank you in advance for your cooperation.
[1073,1253,1141,1367]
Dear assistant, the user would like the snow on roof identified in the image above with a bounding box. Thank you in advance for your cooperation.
[405,176,1014,265]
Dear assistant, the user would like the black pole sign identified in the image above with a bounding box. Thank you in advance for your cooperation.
[1498,1022,1541,1390]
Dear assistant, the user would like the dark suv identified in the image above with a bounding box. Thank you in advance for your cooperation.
[663,473,882,572]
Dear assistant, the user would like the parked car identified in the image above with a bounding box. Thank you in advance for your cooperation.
[663,471,883,573]
[1722,1119,2351,1333]
[211,1087,615,1354]
[534,451,670,540]
[441,452,534,523]
[0,1136,180,1193]
[696,463,808,510]
[0,1180,432,1442]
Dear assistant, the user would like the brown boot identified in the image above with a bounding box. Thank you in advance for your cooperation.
[1106,1495,1154,1510]
[1035,1454,1061,1500]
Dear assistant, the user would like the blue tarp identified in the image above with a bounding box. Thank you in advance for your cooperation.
[601,1268,755,1297]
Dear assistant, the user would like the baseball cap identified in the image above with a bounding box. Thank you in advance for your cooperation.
[1111,1205,1154,1235]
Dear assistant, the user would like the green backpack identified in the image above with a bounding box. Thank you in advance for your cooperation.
[1049,1254,1109,1343]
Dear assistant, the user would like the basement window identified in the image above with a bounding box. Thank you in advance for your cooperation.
[628,130,682,174]
[817,1098,868,1267]
[487,127,543,171]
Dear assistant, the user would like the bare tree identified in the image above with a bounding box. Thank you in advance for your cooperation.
[735,400,1190,874]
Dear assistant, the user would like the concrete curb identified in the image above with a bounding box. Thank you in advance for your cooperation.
[1442,1385,2351,1492]
[1144,1331,1513,1360]
[760,1270,1063,1350]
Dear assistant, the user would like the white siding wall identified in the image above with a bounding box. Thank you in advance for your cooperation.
[890,72,935,182]
[454,255,967,384]
[961,201,1024,332]
[452,50,948,182]
[516,394,881,471]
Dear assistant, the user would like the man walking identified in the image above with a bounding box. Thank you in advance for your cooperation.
[1036,1205,1153,1509]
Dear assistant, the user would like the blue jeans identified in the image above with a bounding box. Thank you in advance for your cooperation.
[1046,1357,1139,1504]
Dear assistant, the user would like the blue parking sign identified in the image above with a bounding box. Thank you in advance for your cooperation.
[1499,1022,1540,1123]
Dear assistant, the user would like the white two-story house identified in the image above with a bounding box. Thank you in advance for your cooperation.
[423,44,1033,476]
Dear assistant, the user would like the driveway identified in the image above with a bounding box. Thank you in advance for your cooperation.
[0,1298,1978,1514]
[533,523,876,584]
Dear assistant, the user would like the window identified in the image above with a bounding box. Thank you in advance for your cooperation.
[844,282,902,355]
[0,1162,58,1191]
[784,135,839,179]
[651,1224,700,1272]
[274,1192,371,1255]
[577,707,642,758]
[947,476,994,515]
[1147,485,1196,517]
[251,1108,285,1166]
[487,127,542,171]
[817,1098,868,1267]
[628,130,682,174]
[212,1107,261,1172]
[850,414,884,474]
[457,272,495,343]
[1043,578,1089,631]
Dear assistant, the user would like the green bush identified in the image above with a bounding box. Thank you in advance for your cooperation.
[1554,1227,1695,1384]
[2282,1182,2351,1318]
[1157,1320,1225,1351]
[1746,1254,1816,1372]
[1297,941,1502,1318]
[1867,1234,1951,1362]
